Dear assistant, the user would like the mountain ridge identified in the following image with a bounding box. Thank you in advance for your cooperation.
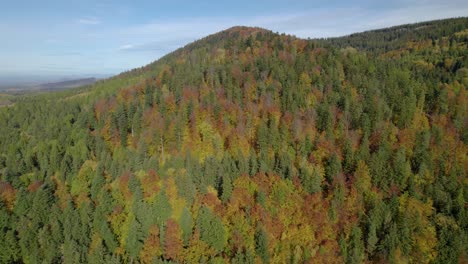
[106,17,467,94]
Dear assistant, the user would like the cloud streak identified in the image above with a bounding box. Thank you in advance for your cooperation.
[118,44,134,51]
[77,17,101,25]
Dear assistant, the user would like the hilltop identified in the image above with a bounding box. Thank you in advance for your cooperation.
[0,18,466,263]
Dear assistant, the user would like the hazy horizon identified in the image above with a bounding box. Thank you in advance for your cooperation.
[0,73,110,87]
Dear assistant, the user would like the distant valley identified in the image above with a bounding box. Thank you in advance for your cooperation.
[0,76,106,93]
[0,77,100,107]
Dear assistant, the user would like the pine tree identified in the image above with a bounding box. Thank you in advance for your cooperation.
[197,206,227,253]
[179,207,193,245]
[255,227,270,263]
[125,216,144,262]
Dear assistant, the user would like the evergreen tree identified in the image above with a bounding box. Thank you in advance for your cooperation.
[197,206,227,253]
[255,226,270,263]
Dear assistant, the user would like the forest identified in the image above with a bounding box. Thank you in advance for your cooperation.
[0,17,467,263]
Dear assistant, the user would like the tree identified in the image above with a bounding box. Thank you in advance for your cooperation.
[125,216,144,261]
[100,221,118,252]
[163,218,183,261]
[116,105,128,147]
[153,191,172,227]
[325,154,342,184]
[220,175,233,202]
[90,162,105,201]
[346,226,365,264]
[197,206,227,253]
[144,83,154,108]
[140,225,162,264]
[255,227,270,263]
[179,207,193,245]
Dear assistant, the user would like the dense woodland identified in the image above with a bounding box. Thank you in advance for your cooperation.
[0,18,467,263]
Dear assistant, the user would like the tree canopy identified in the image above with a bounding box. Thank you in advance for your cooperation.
[0,18,467,263]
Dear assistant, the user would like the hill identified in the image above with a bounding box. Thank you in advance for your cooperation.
[37,77,98,90]
[0,18,466,263]
[316,17,468,52]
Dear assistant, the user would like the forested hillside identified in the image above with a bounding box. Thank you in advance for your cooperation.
[0,18,467,263]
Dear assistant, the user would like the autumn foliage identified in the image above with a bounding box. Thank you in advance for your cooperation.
[0,19,467,263]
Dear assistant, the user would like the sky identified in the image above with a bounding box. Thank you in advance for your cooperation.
[0,0,467,83]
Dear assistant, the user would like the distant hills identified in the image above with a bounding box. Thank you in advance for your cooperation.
[0,76,106,93]
[0,78,97,107]
[37,77,97,90]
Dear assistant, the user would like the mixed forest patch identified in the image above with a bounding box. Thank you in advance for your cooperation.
[0,18,467,263]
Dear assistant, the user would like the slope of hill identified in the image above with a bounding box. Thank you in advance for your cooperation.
[316,17,468,53]
[0,18,466,263]
[0,94,14,107]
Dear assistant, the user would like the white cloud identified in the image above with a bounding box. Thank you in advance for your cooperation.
[118,44,134,50]
[77,17,101,25]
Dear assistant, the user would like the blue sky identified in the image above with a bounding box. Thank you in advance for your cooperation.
[0,0,467,81]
